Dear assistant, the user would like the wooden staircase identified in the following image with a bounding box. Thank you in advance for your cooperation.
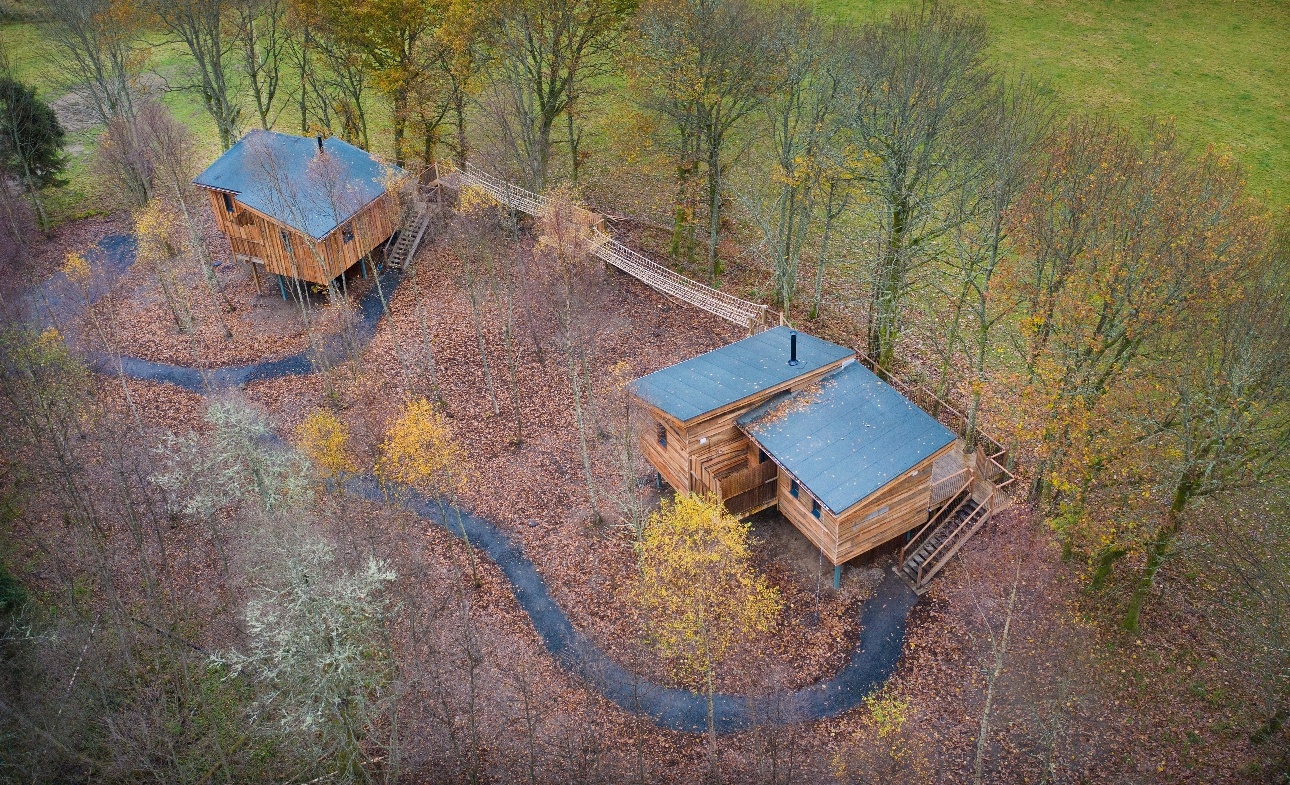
[899,481,995,593]
[384,202,431,271]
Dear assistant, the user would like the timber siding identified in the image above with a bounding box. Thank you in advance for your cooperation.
[205,188,399,285]
[631,329,963,568]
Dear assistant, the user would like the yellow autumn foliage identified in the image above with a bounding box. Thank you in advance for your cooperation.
[62,251,90,284]
[458,184,499,214]
[634,494,780,687]
[375,398,465,496]
[296,409,359,483]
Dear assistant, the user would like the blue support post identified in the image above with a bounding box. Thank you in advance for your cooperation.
[833,564,842,590]
[360,257,368,279]
[277,274,288,301]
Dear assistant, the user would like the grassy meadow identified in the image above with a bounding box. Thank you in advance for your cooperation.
[813,0,1289,209]
[0,0,1285,226]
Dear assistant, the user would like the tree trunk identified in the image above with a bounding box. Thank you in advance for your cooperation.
[1123,482,1190,630]
[392,90,408,167]
[453,91,468,166]
[707,140,721,282]
[706,663,718,782]
[973,561,1020,785]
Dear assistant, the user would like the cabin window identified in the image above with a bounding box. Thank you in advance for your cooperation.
[758,449,768,464]
[222,192,234,213]
[280,229,293,255]
[656,423,667,448]
[789,480,799,499]
[811,498,821,519]
[342,223,354,243]
[863,505,890,522]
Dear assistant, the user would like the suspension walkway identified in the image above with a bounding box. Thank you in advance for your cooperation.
[432,161,777,333]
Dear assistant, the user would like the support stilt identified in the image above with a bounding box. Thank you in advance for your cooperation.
[248,258,263,295]
[833,564,842,590]
[277,274,288,301]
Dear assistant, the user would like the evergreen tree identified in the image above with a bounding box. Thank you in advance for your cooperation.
[0,75,67,229]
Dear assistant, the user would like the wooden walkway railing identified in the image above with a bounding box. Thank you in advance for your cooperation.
[435,161,773,333]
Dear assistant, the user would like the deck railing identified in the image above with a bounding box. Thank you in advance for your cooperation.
[856,351,1017,494]
[434,160,773,332]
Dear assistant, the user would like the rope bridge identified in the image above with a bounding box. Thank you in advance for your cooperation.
[434,161,775,332]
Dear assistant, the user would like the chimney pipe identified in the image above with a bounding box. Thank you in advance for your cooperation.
[789,331,799,366]
[316,135,324,153]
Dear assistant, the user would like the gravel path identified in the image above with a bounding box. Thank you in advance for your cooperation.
[43,232,920,733]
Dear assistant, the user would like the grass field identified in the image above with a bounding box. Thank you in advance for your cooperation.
[814,0,1289,209]
[1,0,1286,225]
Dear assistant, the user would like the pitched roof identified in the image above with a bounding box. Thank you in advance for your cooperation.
[738,361,957,514]
[193,130,403,240]
[629,327,854,423]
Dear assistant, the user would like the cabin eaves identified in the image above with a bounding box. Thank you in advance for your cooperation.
[738,361,957,514]
[629,326,854,423]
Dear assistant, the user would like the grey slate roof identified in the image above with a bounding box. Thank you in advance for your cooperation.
[630,327,854,423]
[193,130,402,240]
[738,361,957,514]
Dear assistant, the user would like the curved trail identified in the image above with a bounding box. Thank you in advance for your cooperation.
[36,234,920,733]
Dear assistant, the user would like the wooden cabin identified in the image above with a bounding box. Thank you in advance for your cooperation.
[630,327,967,585]
[193,130,405,289]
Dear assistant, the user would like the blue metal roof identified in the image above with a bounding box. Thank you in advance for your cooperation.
[738,361,957,514]
[193,130,403,240]
[630,327,854,422]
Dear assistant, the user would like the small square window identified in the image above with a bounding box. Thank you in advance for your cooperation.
[222,192,234,213]
[789,480,799,498]
[342,224,354,243]
[280,229,293,255]
[811,499,821,519]
[656,424,667,448]
[758,449,768,464]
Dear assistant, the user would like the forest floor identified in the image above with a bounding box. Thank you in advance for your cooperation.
[8,205,1279,782]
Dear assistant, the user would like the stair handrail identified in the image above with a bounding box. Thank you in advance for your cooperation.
[916,487,995,587]
[900,478,972,566]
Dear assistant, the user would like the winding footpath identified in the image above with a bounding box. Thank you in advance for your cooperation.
[24,234,920,734]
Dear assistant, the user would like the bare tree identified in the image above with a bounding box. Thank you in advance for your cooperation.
[232,0,290,130]
[949,521,1102,784]
[534,189,608,520]
[935,77,1051,448]
[486,0,631,190]
[149,0,244,150]
[41,0,144,126]
[848,5,993,368]
[741,9,853,311]
[630,0,771,279]
[216,518,398,784]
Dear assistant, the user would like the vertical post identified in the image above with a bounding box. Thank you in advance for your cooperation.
[277,274,288,301]
[360,256,369,279]
[247,258,263,296]
[833,564,842,590]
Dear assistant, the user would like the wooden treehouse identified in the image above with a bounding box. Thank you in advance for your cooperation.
[629,327,1013,591]
[194,130,408,294]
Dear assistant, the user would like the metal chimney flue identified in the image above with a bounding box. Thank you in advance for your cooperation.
[789,331,799,366]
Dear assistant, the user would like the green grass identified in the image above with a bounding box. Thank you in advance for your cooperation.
[3,0,1287,224]
[810,0,1290,210]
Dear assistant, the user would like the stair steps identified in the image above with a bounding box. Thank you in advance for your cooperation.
[385,203,431,271]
